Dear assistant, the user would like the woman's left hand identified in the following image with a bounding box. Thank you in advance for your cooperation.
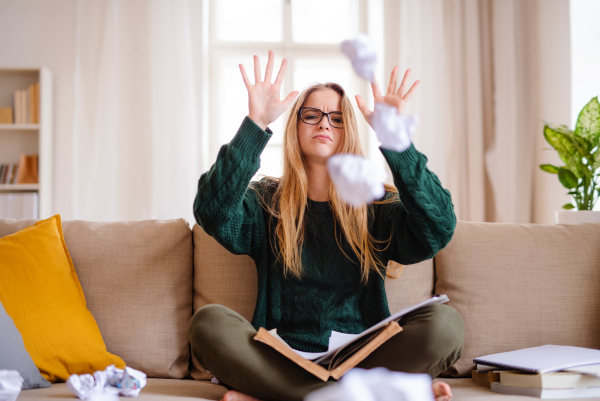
[356,67,420,127]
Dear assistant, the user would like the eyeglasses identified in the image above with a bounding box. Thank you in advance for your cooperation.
[298,107,344,129]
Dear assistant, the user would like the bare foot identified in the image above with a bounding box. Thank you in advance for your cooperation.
[220,390,263,401]
[432,381,452,401]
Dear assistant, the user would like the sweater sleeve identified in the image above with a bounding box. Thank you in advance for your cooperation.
[193,117,271,258]
[375,143,456,265]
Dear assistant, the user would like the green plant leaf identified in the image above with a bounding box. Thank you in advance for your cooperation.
[575,96,600,146]
[543,126,584,178]
[562,203,575,209]
[539,164,560,174]
[558,167,578,189]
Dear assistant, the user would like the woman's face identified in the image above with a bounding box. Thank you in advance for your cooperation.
[297,89,343,165]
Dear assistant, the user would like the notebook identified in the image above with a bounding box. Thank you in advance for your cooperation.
[473,345,600,374]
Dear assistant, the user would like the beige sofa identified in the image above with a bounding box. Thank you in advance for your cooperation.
[1,217,599,401]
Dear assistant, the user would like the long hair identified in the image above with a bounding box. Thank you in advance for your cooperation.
[258,83,402,283]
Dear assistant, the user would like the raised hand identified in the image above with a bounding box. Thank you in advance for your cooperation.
[355,67,420,127]
[240,50,299,131]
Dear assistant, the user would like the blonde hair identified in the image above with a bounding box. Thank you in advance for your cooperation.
[257,83,402,283]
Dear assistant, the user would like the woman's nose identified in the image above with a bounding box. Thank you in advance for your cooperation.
[318,117,331,130]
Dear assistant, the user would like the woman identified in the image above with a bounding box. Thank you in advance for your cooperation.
[190,51,464,401]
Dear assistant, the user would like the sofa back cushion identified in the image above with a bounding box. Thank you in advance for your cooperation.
[191,224,435,379]
[0,218,193,379]
[435,221,600,377]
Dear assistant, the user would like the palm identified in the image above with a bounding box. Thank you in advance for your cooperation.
[356,67,420,127]
[240,51,299,130]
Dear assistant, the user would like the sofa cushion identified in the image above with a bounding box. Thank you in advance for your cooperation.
[0,218,194,380]
[191,224,435,379]
[191,224,258,379]
[0,215,126,382]
[0,300,51,389]
[435,221,600,377]
[385,260,434,313]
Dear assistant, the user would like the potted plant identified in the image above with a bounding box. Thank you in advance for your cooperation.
[540,96,600,224]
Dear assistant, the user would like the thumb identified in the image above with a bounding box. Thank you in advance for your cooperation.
[355,95,371,120]
[282,91,300,109]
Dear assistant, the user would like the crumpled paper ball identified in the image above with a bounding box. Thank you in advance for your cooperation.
[370,103,419,152]
[304,368,435,401]
[340,34,378,82]
[67,365,147,400]
[327,154,387,207]
[0,370,23,401]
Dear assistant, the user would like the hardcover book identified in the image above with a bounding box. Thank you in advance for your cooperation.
[254,295,449,381]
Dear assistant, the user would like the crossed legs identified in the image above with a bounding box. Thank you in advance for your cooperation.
[189,304,464,401]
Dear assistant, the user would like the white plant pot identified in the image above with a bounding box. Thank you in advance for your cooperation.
[555,210,600,224]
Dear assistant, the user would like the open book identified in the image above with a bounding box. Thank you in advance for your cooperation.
[254,295,449,381]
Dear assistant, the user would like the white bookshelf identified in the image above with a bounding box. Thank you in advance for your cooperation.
[0,67,53,218]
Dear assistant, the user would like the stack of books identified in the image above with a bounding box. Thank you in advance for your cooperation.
[0,163,19,184]
[0,82,40,124]
[472,345,600,398]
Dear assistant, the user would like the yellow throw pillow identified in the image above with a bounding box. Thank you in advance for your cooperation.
[0,215,125,382]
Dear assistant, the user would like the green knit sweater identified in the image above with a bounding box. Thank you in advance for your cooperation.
[193,117,456,352]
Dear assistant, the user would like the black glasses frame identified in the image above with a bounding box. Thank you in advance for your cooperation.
[298,107,344,128]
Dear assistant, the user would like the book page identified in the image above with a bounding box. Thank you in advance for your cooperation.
[267,329,329,360]
[262,295,449,365]
[314,294,449,364]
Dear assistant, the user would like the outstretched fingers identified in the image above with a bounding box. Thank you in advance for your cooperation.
[402,80,421,102]
[264,50,274,83]
[282,90,300,108]
[396,68,412,96]
[253,55,261,84]
[387,66,399,95]
[370,78,382,100]
[239,64,251,89]
[273,58,288,89]
[355,95,372,120]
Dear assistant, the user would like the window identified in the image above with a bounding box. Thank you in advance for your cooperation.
[570,0,600,210]
[208,0,376,179]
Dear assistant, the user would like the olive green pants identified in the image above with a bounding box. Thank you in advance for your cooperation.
[189,304,464,401]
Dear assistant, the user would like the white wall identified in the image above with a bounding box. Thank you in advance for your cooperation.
[0,0,78,219]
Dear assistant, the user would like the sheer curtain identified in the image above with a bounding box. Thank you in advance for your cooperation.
[71,0,204,223]
[387,0,571,223]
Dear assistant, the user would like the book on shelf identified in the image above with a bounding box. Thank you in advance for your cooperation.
[254,295,449,381]
[0,192,38,219]
[8,83,39,124]
[0,107,12,124]
[0,163,19,184]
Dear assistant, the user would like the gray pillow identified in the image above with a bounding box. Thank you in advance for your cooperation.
[0,300,51,390]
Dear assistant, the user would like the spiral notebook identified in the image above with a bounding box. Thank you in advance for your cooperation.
[474,345,600,374]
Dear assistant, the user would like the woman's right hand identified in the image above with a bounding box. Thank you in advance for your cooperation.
[240,50,299,131]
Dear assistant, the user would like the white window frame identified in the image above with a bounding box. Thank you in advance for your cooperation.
[205,0,376,176]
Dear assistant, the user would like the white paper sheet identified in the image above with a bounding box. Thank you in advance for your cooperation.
[370,103,419,153]
[327,154,387,207]
[67,365,147,399]
[0,371,23,401]
[305,368,434,401]
[266,295,449,364]
[340,34,378,82]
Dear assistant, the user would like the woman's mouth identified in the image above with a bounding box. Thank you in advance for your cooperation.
[314,135,332,141]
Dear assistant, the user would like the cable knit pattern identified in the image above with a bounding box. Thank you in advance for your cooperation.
[194,117,457,352]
